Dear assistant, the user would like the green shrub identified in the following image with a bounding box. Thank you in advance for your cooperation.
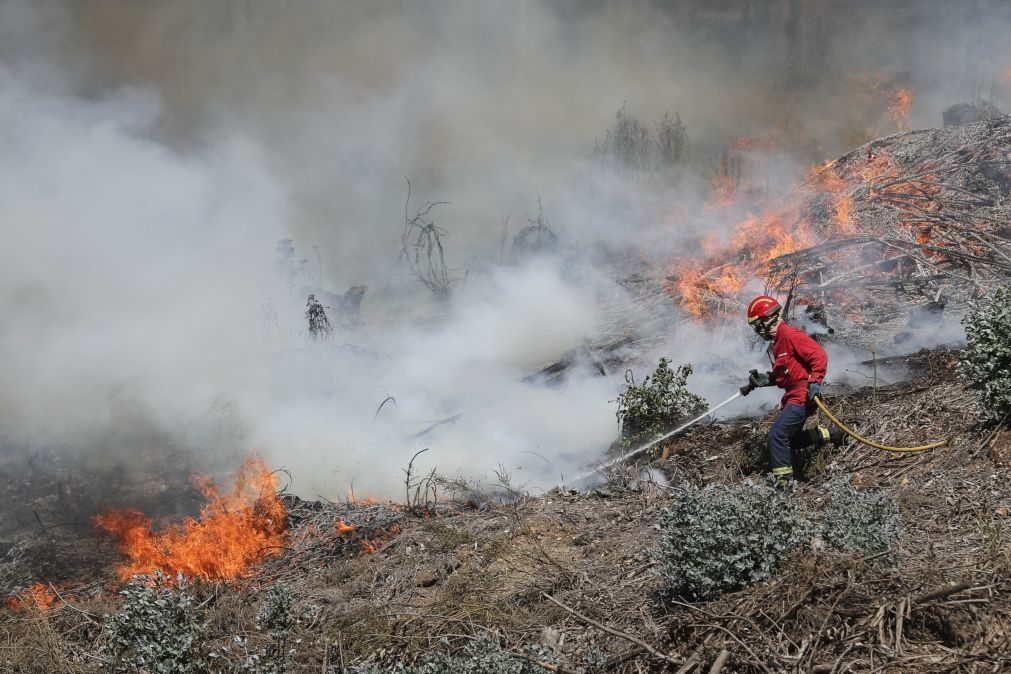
[822,475,902,566]
[654,481,809,601]
[958,283,1011,426]
[350,636,555,673]
[103,575,207,674]
[615,358,707,448]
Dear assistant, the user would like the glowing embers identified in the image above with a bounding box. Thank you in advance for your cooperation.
[94,457,287,581]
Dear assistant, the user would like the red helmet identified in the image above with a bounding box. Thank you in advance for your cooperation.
[747,295,781,324]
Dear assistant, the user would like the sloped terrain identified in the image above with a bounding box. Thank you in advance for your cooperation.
[2,346,1008,673]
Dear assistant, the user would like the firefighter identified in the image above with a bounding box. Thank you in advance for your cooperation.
[741,295,840,487]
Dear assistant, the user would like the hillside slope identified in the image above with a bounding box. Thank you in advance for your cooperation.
[3,347,1009,673]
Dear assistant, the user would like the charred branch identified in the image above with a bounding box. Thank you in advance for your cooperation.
[401,179,452,299]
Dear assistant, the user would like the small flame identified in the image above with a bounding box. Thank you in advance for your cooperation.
[3,583,59,612]
[358,524,401,555]
[346,487,382,506]
[888,88,913,131]
[94,457,287,581]
[334,519,400,555]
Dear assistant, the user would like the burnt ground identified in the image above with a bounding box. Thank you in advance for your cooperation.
[0,438,209,594]
[1,346,1008,673]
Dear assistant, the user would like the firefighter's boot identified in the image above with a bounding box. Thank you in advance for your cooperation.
[772,466,794,490]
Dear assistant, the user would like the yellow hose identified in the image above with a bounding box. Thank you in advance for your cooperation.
[814,396,947,453]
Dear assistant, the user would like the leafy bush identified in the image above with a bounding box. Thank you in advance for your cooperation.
[615,358,707,448]
[350,636,555,673]
[103,575,207,674]
[958,283,1011,426]
[822,475,902,566]
[654,481,809,601]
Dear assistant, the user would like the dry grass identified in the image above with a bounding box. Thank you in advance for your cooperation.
[0,602,90,674]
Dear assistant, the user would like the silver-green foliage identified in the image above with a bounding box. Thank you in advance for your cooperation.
[103,575,207,674]
[350,637,555,674]
[218,582,315,674]
[615,358,707,448]
[823,475,902,566]
[654,481,809,601]
[958,283,1011,426]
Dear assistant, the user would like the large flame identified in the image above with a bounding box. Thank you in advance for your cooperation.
[94,457,287,581]
[665,148,922,319]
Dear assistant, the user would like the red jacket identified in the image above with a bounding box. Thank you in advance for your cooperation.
[770,322,827,407]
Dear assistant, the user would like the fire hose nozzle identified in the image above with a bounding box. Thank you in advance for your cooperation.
[740,369,759,396]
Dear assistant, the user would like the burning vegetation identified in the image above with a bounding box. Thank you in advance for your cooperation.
[665,116,1011,339]
[3,582,60,612]
[93,457,287,582]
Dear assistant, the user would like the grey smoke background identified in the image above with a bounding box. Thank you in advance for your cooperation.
[2,1,1009,499]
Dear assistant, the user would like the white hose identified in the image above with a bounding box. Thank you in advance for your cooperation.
[569,391,742,484]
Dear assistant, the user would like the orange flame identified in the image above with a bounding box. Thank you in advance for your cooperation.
[888,89,913,131]
[668,128,945,321]
[94,457,287,581]
[666,149,911,318]
[809,162,858,235]
[3,583,59,612]
[358,524,401,555]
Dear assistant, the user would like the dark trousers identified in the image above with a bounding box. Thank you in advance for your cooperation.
[769,403,810,475]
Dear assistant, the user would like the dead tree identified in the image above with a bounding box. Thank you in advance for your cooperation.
[401,179,452,299]
[657,111,688,169]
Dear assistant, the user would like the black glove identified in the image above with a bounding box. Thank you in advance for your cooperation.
[807,381,822,402]
[741,369,772,396]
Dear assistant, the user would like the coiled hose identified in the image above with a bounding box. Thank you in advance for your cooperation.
[814,396,947,453]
